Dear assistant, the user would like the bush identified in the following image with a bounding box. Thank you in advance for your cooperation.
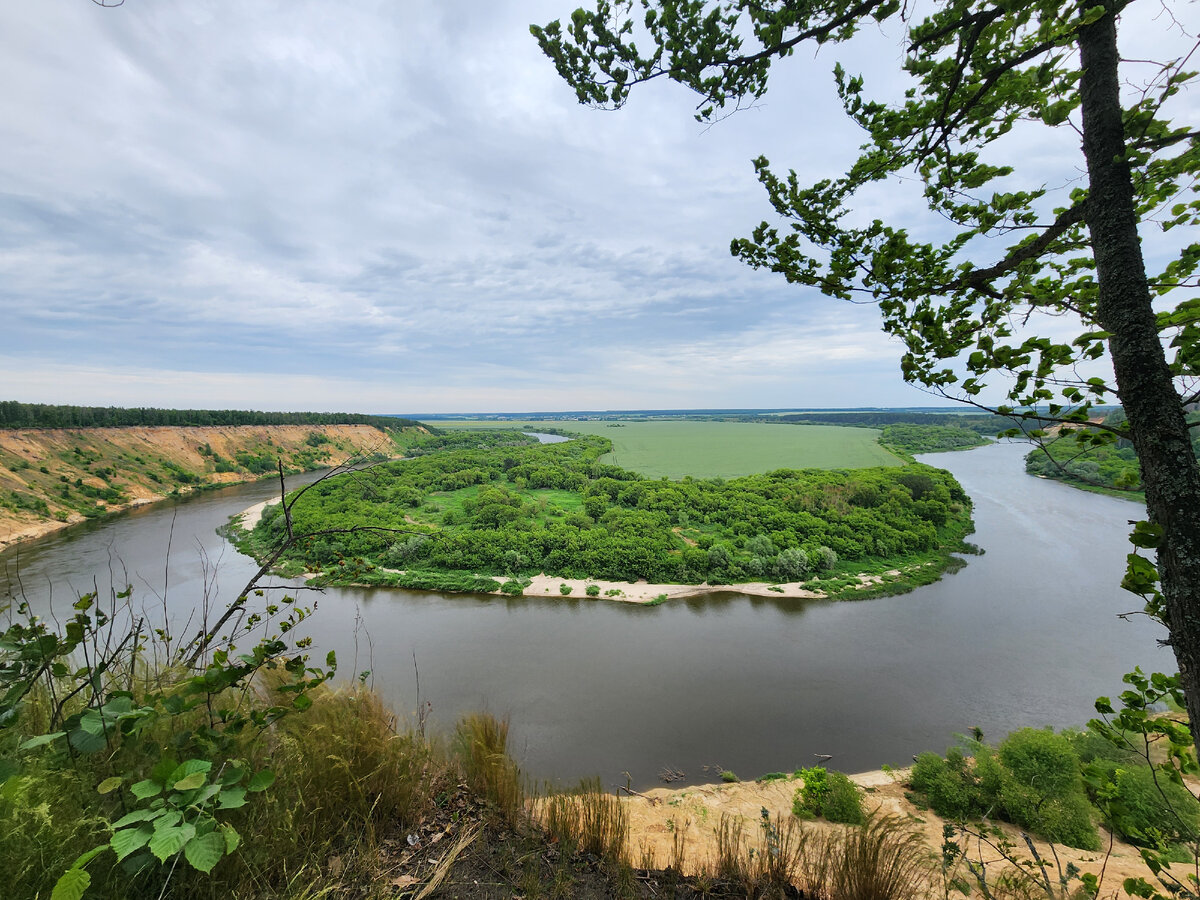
[585,583,600,597]
[1089,759,1200,847]
[908,729,1100,850]
[910,749,980,820]
[500,579,524,596]
[775,547,809,580]
[720,770,739,783]
[559,583,572,595]
[793,767,864,825]
[995,728,1100,850]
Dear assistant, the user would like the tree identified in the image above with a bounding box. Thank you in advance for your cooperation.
[532,2,1200,731]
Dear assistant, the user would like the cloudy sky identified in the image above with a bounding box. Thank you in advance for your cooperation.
[0,2,1191,414]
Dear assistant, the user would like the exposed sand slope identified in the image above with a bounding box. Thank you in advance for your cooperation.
[622,768,1164,892]
[0,424,404,549]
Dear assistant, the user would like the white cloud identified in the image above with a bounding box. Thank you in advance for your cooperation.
[0,1,1190,412]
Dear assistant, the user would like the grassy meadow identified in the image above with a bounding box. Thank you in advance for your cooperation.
[440,419,902,478]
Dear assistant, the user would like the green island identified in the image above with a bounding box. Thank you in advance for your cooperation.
[235,427,976,600]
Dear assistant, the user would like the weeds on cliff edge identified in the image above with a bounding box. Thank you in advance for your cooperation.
[800,812,929,900]
[454,713,525,826]
[544,775,630,866]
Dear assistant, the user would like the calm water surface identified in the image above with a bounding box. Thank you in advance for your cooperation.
[0,442,1167,788]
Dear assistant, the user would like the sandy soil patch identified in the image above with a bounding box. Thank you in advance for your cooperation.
[236,500,276,530]
[524,573,826,604]
[0,424,398,551]
[620,768,1161,892]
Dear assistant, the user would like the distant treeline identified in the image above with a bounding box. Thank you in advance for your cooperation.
[0,402,432,432]
[764,411,1016,434]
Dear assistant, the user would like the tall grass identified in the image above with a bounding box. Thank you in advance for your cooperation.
[543,776,629,865]
[799,813,930,900]
[453,713,525,826]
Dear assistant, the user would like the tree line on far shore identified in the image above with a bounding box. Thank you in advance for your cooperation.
[0,401,429,432]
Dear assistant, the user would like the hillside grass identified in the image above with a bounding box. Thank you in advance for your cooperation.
[442,420,903,478]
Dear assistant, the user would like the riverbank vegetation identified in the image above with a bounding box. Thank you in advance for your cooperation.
[239,430,974,597]
[878,424,989,455]
[1025,408,1200,500]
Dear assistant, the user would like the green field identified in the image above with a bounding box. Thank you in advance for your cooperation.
[439,420,902,478]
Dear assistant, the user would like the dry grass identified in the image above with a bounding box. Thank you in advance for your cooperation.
[453,713,525,826]
[544,776,630,865]
[799,813,931,900]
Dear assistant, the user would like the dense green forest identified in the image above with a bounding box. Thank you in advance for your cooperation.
[878,424,989,454]
[0,401,429,431]
[1025,409,1200,496]
[242,431,974,590]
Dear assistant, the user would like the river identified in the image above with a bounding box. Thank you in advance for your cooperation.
[0,441,1168,789]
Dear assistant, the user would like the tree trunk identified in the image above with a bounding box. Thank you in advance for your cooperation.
[1078,1,1200,739]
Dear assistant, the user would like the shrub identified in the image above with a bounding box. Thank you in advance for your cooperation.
[910,750,980,820]
[814,545,838,572]
[1089,759,1200,847]
[559,583,572,595]
[499,579,524,596]
[794,767,864,825]
[585,584,600,597]
[824,771,867,825]
[720,770,739,783]
[775,546,809,580]
[995,728,1100,850]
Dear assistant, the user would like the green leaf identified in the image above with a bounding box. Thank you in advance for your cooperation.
[219,763,247,786]
[111,808,157,829]
[173,771,207,792]
[51,868,91,900]
[221,824,241,854]
[150,755,177,784]
[183,830,227,873]
[1129,521,1163,549]
[68,726,107,755]
[20,731,66,750]
[110,825,153,862]
[217,787,247,809]
[130,779,162,800]
[246,769,275,792]
[97,776,123,795]
[167,759,211,789]
[149,824,196,862]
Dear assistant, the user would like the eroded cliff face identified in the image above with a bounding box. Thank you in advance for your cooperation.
[0,423,414,548]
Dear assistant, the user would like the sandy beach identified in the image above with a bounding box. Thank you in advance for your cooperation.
[520,572,829,604]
